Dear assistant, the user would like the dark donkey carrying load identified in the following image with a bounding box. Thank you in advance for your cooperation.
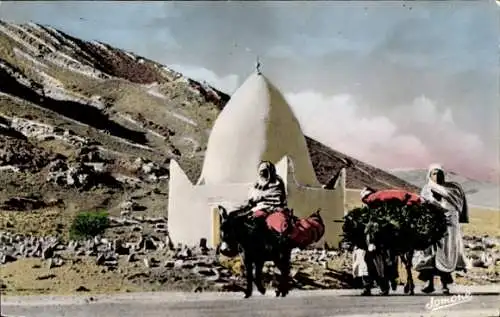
[343,187,449,296]
[217,204,325,298]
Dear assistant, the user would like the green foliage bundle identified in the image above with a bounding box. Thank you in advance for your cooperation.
[342,199,449,252]
[69,210,109,240]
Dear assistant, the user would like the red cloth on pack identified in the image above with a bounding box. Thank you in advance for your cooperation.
[362,189,422,206]
[289,215,325,248]
[253,208,290,233]
[253,209,325,248]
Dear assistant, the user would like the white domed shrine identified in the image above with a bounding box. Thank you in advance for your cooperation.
[198,72,320,187]
[167,69,346,248]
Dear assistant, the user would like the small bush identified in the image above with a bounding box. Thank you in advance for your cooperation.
[69,210,109,240]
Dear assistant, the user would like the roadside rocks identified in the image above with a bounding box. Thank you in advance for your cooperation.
[127,253,137,263]
[1,228,498,291]
[481,237,498,249]
[47,256,64,268]
[463,235,500,254]
[108,215,169,237]
[0,233,61,263]
[95,252,118,267]
[471,251,496,268]
[113,239,130,255]
[0,252,17,264]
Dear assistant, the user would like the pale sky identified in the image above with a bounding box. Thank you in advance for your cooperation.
[1,1,498,182]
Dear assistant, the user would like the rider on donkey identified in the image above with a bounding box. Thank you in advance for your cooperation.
[244,161,296,236]
[247,161,287,214]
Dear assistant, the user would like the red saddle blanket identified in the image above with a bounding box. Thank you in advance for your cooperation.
[253,209,325,248]
[363,189,422,206]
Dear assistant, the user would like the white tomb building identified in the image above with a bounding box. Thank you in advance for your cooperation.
[167,69,346,249]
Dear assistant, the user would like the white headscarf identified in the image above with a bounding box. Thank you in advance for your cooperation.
[427,163,444,184]
[256,161,276,189]
[422,163,468,223]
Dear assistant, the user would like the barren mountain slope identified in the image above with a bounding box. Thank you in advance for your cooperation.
[0,20,418,217]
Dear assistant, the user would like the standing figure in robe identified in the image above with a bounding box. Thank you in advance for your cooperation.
[414,163,469,294]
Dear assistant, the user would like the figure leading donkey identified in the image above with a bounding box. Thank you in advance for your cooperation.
[217,161,325,298]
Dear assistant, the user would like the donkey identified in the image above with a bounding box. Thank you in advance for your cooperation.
[363,223,415,296]
[217,205,293,298]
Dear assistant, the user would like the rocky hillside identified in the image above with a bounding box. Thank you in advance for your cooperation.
[0,20,418,216]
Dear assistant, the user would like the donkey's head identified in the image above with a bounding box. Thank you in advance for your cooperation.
[217,205,242,258]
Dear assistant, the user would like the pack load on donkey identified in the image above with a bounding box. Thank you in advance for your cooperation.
[342,187,449,253]
[254,208,325,249]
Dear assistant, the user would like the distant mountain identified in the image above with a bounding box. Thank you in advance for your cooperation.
[391,168,500,209]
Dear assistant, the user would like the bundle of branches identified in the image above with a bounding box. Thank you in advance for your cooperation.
[342,199,449,252]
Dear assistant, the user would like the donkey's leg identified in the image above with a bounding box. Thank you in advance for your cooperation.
[401,254,410,294]
[276,250,291,298]
[402,251,415,295]
[254,259,266,295]
[406,251,415,295]
[243,253,254,298]
[390,254,398,291]
[273,257,282,297]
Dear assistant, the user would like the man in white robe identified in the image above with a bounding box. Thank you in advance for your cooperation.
[414,164,469,294]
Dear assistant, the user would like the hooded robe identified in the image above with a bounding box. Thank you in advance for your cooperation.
[413,164,469,280]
